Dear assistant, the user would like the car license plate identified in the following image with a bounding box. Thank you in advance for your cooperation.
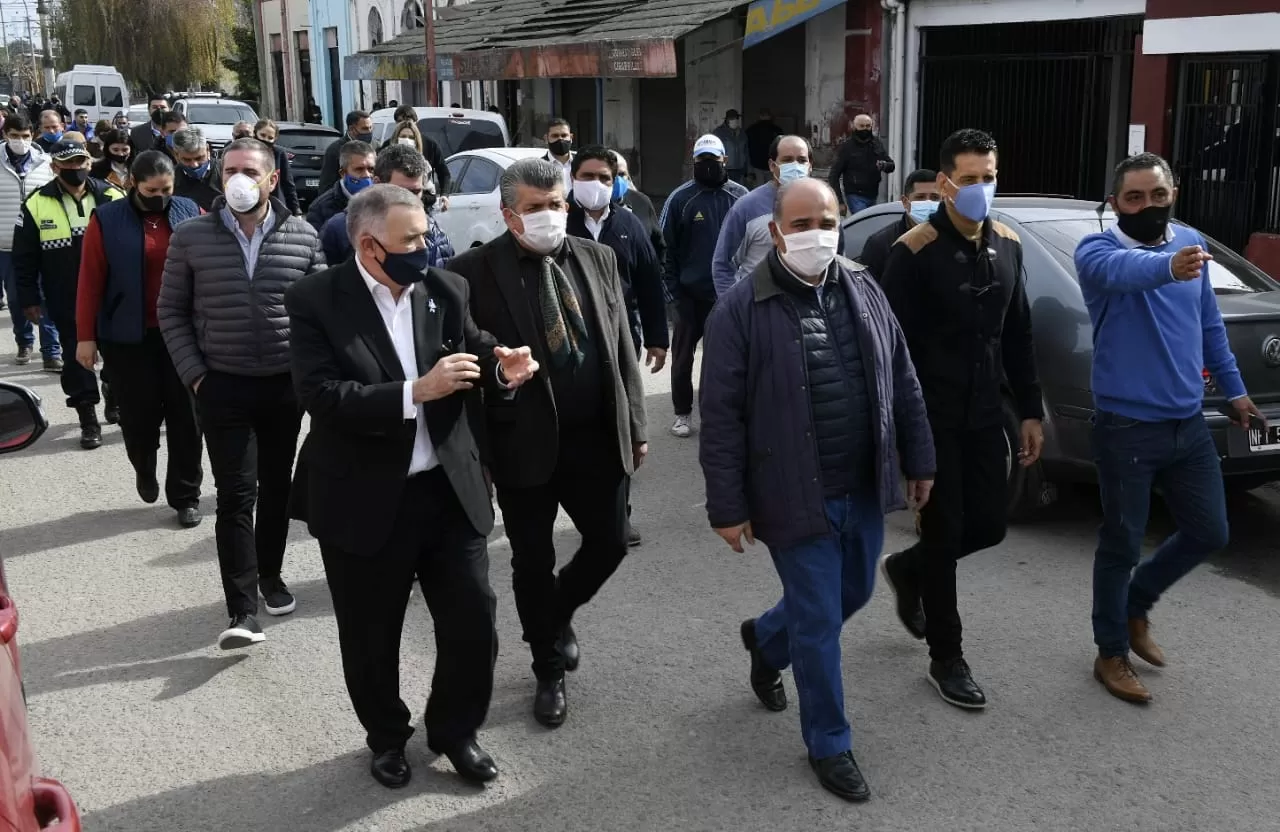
[1247,424,1280,453]
[304,178,319,188]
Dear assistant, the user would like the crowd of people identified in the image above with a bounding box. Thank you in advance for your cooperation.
[0,94,1261,804]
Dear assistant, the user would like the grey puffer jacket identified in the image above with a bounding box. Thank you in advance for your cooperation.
[158,198,325,387]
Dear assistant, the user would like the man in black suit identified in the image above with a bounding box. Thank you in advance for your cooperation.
[286,184,538,788]
[449,157,648,729]
[130,96,168,156]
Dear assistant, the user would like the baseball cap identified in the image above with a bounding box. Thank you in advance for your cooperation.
[692,134,725,160]
[51,139,91,162]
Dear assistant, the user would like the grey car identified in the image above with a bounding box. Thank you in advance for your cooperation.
[843,197,1280,518]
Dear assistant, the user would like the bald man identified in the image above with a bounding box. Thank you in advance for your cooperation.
[699,178,935,802]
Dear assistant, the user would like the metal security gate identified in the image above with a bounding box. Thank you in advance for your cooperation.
[918,18,1141,200]
[1172,55,1280,254]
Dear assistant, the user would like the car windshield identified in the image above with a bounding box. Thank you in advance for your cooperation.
[418,118,504,156]
[275,130,339,152]
[187,104,257,125]
[1024,218,1278,295]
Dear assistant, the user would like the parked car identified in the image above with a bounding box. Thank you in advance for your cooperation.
[170,94,258,156]
[53,64,127,124]
[370,106,509,157]
[0,381,81,831]
[843,197,1280,518]
[435,147,548,250]
[274,122,342,211]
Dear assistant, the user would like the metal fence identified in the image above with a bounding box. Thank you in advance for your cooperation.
[1172,55,1280,254]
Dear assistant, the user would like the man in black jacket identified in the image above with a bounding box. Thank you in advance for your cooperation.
[287,183,538,789]
[171,127,223,211]
[878,129,1043,710]
[859,168,939,282]
[828,114,894,216]
[318,110,374,193]
[130,95,169,154]
[611,151,665,266]
[308,141,375,231]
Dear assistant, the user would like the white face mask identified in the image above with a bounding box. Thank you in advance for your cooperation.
[779,228,840,278]
[6,138,30,156]
[398,137,416,147]
[515,208,567,254]
[572,179,611,212]
[224,172,264,214]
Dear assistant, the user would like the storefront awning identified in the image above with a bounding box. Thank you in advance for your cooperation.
[743,0,844,48]
[344,0,748,82]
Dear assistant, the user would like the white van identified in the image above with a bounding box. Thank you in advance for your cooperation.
[54,65,129,124]
[369,106,509,156]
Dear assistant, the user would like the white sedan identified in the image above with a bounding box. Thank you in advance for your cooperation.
[436,146,549,250]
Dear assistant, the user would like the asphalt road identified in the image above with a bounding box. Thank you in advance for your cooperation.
[2,340,1279,832]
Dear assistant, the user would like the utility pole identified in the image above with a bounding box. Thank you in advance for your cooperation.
[35,0,53,96]
[0,2,10,95]
[423,0,438,106]
[25,15,39,94]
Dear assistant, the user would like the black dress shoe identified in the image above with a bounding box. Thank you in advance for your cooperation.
[740,619,786,711]
[879,551,926,639]
[440,740,499,784]
[136,471,160,504]
[370,748,411,788]
[177,507,202,529]
[533,675,567,728]
[809,751,871,802]
[928,657,988,710]
[625,522,642,547]
[558,623,580,672]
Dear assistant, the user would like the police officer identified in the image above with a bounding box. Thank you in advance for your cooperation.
[878,129,1043,710]
[14,138,124,448]
[659,134,748,439]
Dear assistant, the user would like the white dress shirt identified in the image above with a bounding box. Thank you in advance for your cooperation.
[356,254,439,474]
[544,150,574,193]
[583,205,610,241]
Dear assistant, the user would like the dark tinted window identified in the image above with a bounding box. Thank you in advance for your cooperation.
[74,85,95,106]
[101,86,124,108]
[444,158,468,195]
[456,158,499,194]
[842,211,903,259]
[1026,219,1278,295]
[187,104,257,124]
[419,118,504,156]
[275,129,340,152]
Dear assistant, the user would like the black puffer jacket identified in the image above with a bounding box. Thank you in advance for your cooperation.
[777,263,874,496]
[306,181,350,231]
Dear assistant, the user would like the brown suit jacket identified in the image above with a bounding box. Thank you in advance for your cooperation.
[447,231,647,489]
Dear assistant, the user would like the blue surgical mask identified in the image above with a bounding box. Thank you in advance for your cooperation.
[948,180,996,223]
[183,161,211,179]
[776,161,809,185]
[908,200,938,224]
[612,174,630,202]
[165,133,176,148]
[47,130,63,143]
[344,174,373,195]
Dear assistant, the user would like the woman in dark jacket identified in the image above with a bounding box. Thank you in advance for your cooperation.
[253,118,301,215]
[89,129,134,189]
[75,151,205,529]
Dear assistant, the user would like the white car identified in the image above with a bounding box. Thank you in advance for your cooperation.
[170,94,259,155]
[436,147,549,251]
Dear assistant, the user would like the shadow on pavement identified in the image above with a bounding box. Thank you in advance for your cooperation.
[8,424,123,459]
[0,506,160,557]
[20,578,333,697]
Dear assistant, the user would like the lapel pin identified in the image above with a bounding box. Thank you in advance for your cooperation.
[428,298,437,313]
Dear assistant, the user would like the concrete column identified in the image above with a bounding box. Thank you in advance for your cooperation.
[805,5,848,167]
[603,77,639,156]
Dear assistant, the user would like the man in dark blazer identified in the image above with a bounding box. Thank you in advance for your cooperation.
[448,157,648,729]
[286,184,538,789]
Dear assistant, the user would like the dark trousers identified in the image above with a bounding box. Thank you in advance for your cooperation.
[1091,412,1228,658]
[195,371,302,617]
[49,310,99,409]
[495,428,629,679]
[100,330,203,510]
[670,297,716,417]
[321,469,497,754]
[897,424,1008,661]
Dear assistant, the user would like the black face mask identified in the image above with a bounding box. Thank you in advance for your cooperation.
[108,152,130,166]
[422,191,438,212]
[1116,204,1172,244]
[133,190,170,213]
[373,238,431,286]
[58,168,88,188]
[693,158,728,188]
[151,108,166,127]
[548,139,572,157]
[853,129,873,141]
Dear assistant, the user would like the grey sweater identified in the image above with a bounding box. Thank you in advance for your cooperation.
[158,199,325,387]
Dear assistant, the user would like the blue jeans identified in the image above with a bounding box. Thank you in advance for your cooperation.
[1091,411,1229,658]
[845,194,874,215]
[754,492,883,759]
[0,251,59,357]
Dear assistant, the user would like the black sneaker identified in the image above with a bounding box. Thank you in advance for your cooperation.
[928,657,988,710]
[260,579,297,616]
[14,346,31,366]
[43,357,63,373]
[809,750,871,802]
[879,551,925,639]
[218,614,265,649]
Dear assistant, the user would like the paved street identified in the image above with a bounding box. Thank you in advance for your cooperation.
[2,340,1279,832]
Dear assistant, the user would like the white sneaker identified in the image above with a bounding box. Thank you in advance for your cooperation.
[671,415,692,438]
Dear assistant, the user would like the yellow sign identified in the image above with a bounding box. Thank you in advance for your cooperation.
[744,0,837,47]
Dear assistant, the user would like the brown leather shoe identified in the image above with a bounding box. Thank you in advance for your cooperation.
[1128,618,1166,667]
[1094,655,1152,703]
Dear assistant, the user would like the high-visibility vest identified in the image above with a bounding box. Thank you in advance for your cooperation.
[26,184,123,250]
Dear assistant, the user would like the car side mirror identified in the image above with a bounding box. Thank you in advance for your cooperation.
[0,381,48,454]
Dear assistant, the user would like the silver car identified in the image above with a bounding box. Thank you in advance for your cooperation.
[843,197,1280,518]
